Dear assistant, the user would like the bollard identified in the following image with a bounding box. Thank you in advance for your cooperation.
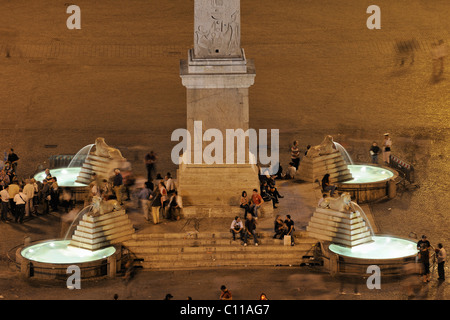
[107,256,116,278]
[387,180,397,199]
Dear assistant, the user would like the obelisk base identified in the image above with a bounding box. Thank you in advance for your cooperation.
[177,163,261,218]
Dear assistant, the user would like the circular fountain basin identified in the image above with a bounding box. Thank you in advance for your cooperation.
[329,236,417,260]
[34,167,89,202]
[326,236,418,275]
[337,165,398,203]
[33,167,87,188]
[17,240,118,279]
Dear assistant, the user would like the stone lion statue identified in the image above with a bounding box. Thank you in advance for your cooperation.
[306,135,337,158]
[326,192,352,212]
[89,196,122,217]
[94,137,125,160]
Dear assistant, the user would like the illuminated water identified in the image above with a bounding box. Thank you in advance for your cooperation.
[329,236,417,259]
[68,144,95,168]
[343,165,394,184]
[33,167,87,187]
[21,240,115,264]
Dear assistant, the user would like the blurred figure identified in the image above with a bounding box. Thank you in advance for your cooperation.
[138,182,152,221]
[7,148,20,174]
[431,40,448,78]
[285,162,296,179]
[418,243,431,283]
[290,141,300,170]
[144,151,157,183]
[395,39,418,66]
[113,169,123,205]
[369,142,381,164]
[23,179,35,217]
[321,173,336,197]
[436,243,446,281]
[382,133,392,164]
[61,188,73,213]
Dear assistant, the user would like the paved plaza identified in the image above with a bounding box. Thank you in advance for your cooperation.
[0,0,449,302]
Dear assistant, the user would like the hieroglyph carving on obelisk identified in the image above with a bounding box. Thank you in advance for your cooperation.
[194,0,242,59]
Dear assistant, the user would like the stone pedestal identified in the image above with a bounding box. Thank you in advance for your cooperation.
[298,150,353,184]
[306,207,373,247]
[177,0,260,214]
[69,209,135,250]
[75,153,127,185]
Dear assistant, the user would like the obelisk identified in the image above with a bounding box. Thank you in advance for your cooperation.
[178,0,260,217]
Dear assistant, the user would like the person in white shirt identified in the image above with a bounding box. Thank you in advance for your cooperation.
[437,243,447,281]
[382,133,392,164]
[285,162,296,179]
[13,188,28,224]
[164,173,176,194]
[23,179,35,217]
[0,185,10,222]
[230,216,244,241]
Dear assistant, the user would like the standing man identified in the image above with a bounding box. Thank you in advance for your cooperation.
[369,142,381,164]
[436,243,446,281]
[290,141,301,170]
[0,185,10,222]
[13,187,27,224]
[243,213,259,246]
[144,151,157,183]
[41,179,51,215]
[113,169,123,205]
[382,133,392,164]
[7,179,19,219]
[7,148,19,174]
[250,189,264,219]
[23,179,35,217]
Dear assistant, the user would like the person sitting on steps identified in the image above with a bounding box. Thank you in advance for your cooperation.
[321,173,337,197]
[273,214,287,239]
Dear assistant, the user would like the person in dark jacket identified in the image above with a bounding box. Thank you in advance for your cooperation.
[243,213,259,246]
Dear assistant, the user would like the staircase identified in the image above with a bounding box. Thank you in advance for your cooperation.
[122,231,319,270]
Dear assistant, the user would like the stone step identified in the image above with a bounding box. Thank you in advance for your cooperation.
[124,242,316,254]
[86,154,112,163]
[82,209,127,223]
[309,217,367,231]
[76,220,133,234]
[74,222,134,239]
[306,225,371,241]
[135,249,310,262]
[70,233,134,250]
[307,221,369,236]
[311,212,364,226]
[306,230,372,247]
[129,230,308,240]
[72,228,135,245]
[315,207,360,219]
[140,257,309,270]
[122,235,316,248]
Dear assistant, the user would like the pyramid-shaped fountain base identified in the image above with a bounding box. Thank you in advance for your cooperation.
[69,209,135,250]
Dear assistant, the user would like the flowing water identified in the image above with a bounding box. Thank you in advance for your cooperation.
[64,205,94,241]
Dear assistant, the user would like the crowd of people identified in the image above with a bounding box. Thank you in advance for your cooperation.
[0,149,74,224]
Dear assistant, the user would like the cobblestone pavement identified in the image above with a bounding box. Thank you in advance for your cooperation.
[0,0,449,301]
